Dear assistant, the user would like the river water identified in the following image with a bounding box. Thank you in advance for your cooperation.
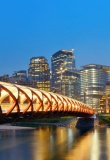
[0,126,110,160]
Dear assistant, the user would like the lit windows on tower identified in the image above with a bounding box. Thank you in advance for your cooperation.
[28,56,50,91]
[51,49,79,99]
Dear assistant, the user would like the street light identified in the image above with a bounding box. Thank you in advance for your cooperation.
[84,91,86,104]
[84,87,87,104]
[60,67,63,94]
[91,97,93,108]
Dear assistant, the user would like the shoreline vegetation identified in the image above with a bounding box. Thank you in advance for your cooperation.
[12,115,110,128]
[11,117,76,128]
[98,113,110,127]
[0,114,110,129]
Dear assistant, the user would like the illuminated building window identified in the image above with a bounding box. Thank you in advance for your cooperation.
[51,49,80,99]
[80,64,110,112]
[28,56,50,91]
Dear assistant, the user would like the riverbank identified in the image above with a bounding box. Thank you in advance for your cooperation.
[1,115,110,129]
[11,117,99,128]
[11,117,75,127]
[0,124,34,130]
[98,113,110,126]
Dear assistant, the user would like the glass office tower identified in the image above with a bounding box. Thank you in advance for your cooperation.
[80,64,110,112]
[62,70,80,99]
[51,49,79,99]
[28,56,50,91]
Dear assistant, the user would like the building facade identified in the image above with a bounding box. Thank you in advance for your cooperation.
[12,70,27,80]
[51,49,80,99]
[28,56,50,91]
[61,70,80,99]
[100,82,110,113]
[0,73,37,88]
[80,64,110,112]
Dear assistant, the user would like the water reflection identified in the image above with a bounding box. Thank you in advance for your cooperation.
[90,128,110,160]
[106,128,110,160]
[0,126,110,160]
[32,127,79,160]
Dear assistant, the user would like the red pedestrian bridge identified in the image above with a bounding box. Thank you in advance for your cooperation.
[0,81,94,122]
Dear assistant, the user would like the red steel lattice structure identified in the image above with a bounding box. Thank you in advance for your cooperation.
[0,81,94,120]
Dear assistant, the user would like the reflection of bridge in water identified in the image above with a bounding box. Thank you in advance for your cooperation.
[0,81,94,123]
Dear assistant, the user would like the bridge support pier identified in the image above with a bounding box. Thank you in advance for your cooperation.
[75,117,94,130]
[58,115,98,130]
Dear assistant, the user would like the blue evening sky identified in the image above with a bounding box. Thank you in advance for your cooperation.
[0,0,110,76]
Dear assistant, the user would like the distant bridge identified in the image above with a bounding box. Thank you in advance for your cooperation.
[0,81,94,123]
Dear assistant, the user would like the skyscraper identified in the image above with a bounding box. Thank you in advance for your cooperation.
[28,56,50,91]
[51,49,79,98]
[80,64,110,112]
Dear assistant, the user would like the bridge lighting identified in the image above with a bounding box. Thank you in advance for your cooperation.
[0,81,94,121]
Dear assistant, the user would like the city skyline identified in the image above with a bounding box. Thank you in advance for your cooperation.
[0,0,110,76]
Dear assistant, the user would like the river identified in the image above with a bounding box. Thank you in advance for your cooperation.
[0,125,110,160]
